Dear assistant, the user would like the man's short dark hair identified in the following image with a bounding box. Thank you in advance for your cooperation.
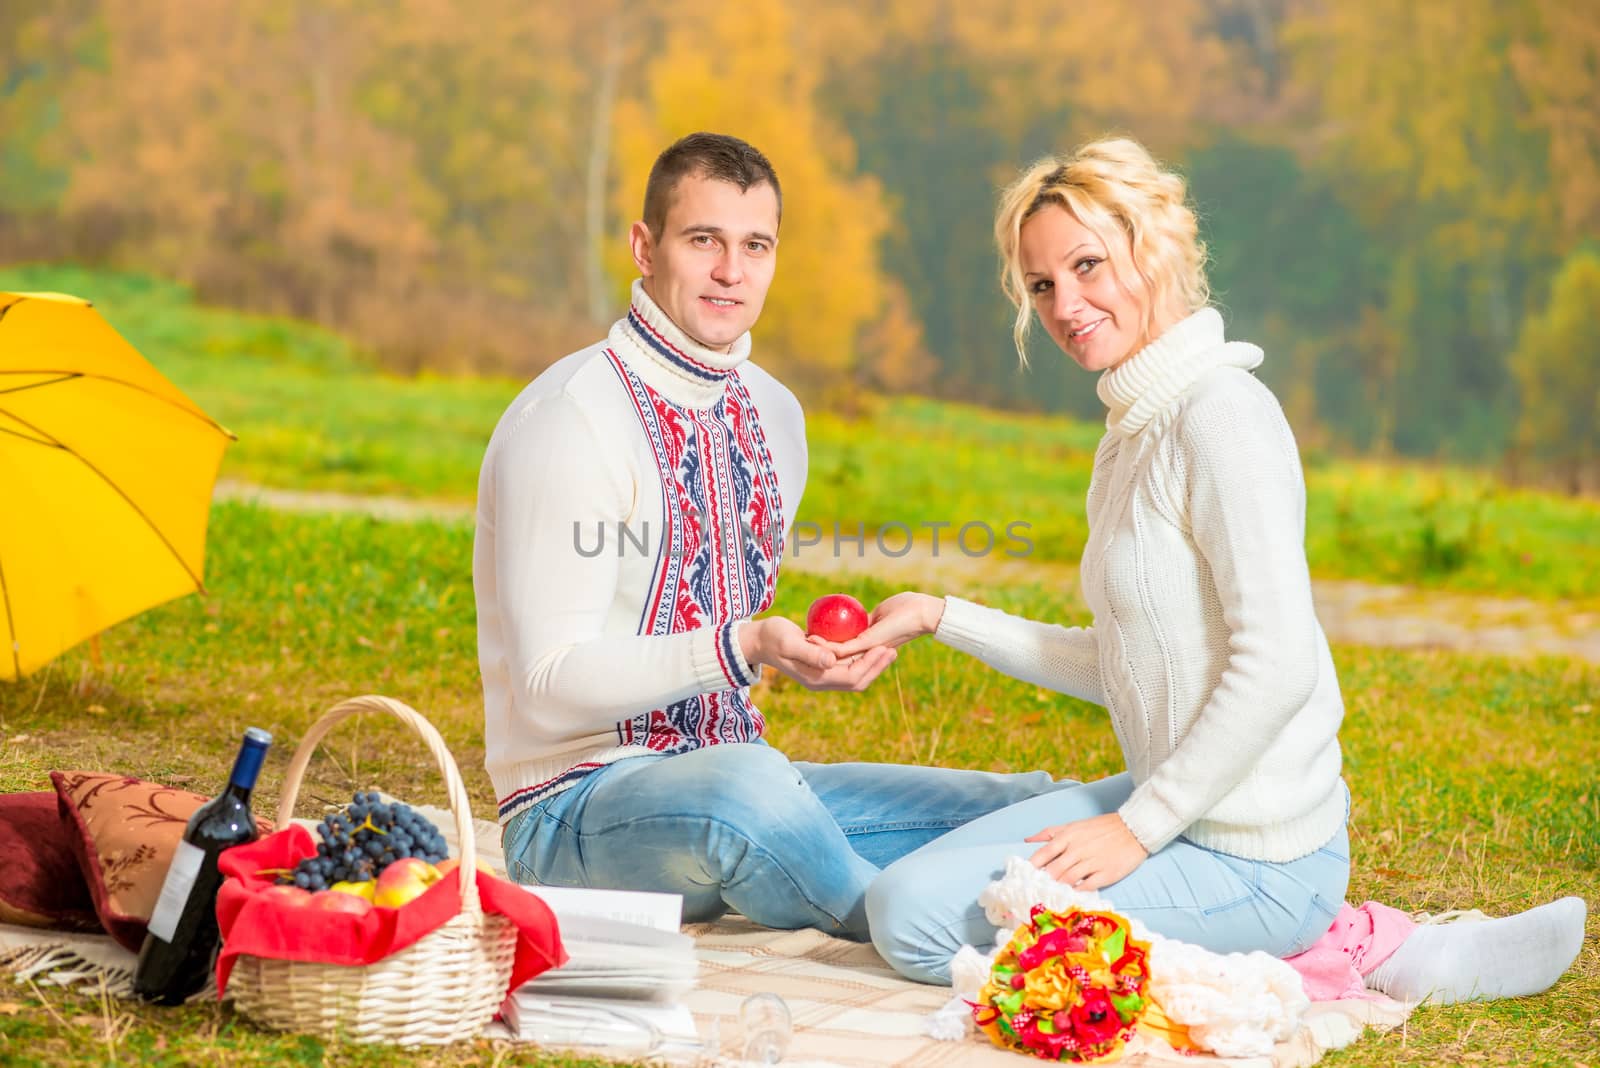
[642,133,782,238]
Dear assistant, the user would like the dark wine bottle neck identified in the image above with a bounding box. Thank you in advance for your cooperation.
[221,781,254,805]
[227,728,272,792]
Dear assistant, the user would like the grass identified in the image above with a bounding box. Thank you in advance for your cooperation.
[0,266,515,500]
[1,264,1595,1061]
[0,503,1595,1065]
[2,265,1597,604]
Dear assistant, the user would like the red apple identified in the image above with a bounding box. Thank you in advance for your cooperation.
[308,889,373,916]
[805,594,869,642]
[259,885,313,909]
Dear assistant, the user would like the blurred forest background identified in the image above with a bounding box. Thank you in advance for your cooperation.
[3,0,1596,489]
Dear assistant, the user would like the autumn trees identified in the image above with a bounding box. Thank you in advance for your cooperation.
[1,0,1594,486]
[1511,252,1600,493]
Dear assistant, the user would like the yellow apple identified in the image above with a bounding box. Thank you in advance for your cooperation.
[328,880,376,901]
[373,857,442,909]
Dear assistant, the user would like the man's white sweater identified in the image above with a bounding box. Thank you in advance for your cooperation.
[475,280,806,824]
[935,309,1346,862]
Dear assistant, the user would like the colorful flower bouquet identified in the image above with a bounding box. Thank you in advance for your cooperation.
[971,906,1170,1062]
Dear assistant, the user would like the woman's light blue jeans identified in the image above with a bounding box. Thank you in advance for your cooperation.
[866,773,1351,984]
[501,742,1076,940]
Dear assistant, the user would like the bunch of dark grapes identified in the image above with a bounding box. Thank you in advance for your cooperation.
[283,791,451,891]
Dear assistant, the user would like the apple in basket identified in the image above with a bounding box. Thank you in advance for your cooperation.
[372,857,443,909]
[308,889,374,917]
[435,857,495,879]
[258,885,313,909]
[327,879,375,901]
[805,594,869,642]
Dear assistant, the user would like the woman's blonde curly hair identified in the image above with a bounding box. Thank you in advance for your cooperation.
[995,137,1209,365]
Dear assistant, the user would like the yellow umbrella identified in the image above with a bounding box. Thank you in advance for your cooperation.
[0,291,234,681]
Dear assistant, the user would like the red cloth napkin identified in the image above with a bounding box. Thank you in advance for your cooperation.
[214,825,566,996]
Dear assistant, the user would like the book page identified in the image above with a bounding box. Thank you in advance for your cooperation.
[524,885,684,932]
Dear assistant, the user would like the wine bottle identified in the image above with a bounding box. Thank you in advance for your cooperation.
[133,727,272,1004]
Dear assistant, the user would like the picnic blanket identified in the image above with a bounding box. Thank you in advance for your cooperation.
[678,915,1411,1067]
[0,805,1416,1066]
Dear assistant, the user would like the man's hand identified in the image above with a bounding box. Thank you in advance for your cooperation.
[1024,813,1148,890]
[739,616,897,691]
[815,591,945,659]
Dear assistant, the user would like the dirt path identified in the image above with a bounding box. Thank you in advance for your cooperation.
[215,480,1600,663]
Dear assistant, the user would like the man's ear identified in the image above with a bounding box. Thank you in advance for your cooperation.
[628,221,655,278]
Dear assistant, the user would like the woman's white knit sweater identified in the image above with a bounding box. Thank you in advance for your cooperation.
[935,309,1346,862]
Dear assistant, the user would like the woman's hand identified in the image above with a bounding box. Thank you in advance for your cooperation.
[816,592,946,658]
[1025,813,1148,890]
[739,616,898,691]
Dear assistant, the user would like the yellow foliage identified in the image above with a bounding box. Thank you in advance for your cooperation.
[1286,0,1553,257]
[1512,251,1600,481]
[1511,0,1600,239]
[861,281,937,394]
[607,0,890,380]
[946,0,1226,156]
[55,0,437,296]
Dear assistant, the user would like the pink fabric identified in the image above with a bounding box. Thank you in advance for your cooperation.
[1284,901,1418,1001]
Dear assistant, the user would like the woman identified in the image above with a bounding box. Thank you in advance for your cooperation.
[826,138,1586,1000]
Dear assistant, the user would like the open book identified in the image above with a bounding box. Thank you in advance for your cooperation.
[501,885,701,1050]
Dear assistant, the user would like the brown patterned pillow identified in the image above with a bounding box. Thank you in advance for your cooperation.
[0,792,101,931]
[50,771,220,951]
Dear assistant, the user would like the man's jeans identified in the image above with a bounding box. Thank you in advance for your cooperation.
[501,742,1073,940]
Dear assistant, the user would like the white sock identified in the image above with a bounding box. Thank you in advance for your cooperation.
[1366,897,1587,1004]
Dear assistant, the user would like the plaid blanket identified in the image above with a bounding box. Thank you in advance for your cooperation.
[0,806,1413,1066]
[680,915,1411,1067]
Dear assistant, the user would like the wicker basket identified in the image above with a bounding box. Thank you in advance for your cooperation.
[228,694,518,1046]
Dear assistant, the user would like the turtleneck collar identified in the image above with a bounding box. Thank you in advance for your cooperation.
[1095,307,1264,438]
[607,278,753,409]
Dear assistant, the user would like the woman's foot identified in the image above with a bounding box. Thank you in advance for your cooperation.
[1367,897,1587,1004]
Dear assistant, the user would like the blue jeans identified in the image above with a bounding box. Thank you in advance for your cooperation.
[501,743,1074,939]
[866,772,1351,983]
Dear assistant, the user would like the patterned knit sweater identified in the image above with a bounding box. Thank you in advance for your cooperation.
[475,280,806,824]
[935,309,1347,863]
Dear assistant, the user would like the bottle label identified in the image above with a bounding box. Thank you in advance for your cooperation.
[146,841,206,943]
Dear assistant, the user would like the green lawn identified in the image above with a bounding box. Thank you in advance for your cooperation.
[1,265,1595,1062]
[0,503,1594,1065]
[3,265,1597,604]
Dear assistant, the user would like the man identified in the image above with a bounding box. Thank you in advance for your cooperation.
[475,132,1066,938]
